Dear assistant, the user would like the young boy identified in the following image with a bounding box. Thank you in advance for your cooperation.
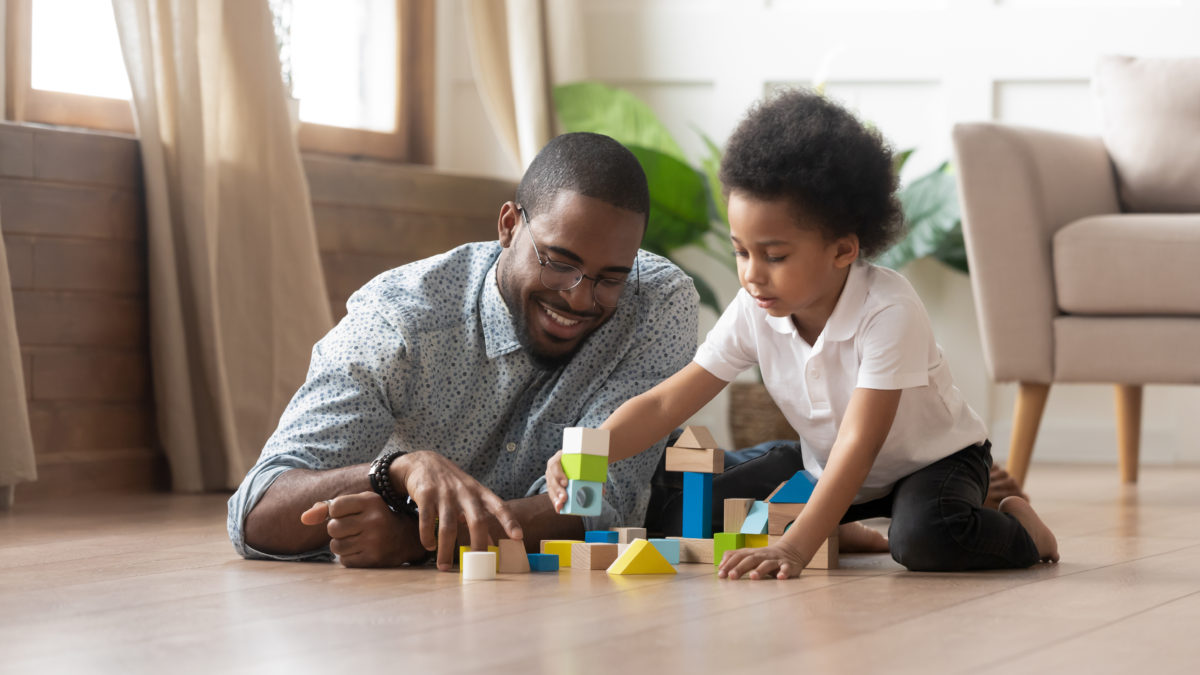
[545,89,1058,578]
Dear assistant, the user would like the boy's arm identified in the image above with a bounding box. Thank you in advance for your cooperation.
[546,362,729,511]
[720,386,901,579]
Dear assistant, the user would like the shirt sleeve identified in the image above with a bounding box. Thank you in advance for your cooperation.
[856,300,932,391]
[572,276,700,530]
[693,288,758,382]
[227,305,408,561]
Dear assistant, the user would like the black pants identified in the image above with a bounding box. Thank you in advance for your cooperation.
[645,438,1040,571]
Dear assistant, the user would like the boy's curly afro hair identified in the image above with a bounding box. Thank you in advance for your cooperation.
[719,88,905,259]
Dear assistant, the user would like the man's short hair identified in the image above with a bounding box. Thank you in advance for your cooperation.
[516,132,650,226]
[719,88,904,259]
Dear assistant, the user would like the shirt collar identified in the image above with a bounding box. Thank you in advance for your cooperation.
[762,260,870,343]
[480,261,524,359]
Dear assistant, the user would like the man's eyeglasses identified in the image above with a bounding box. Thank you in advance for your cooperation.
[517,205,638,309]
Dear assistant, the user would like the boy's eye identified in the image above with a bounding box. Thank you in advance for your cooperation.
[766,255,786,263]
[732,249,748,258]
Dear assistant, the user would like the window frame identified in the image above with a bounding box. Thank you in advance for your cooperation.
[4,0,435,163]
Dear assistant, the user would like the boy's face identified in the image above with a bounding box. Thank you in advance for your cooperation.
[495,191,643,368]
[727,192,858,332]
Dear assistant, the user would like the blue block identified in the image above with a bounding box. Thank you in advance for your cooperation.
[769,470,818,503]
[562,479,603,516]
[527,553,559,571]
[585,530,620,544]
[648,538,681,564]
[739,500,769,534]
[682,471,713,539]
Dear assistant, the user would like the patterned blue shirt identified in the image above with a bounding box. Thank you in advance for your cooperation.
[228,242,698,560]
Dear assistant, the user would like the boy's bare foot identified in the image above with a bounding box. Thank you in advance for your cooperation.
[999,496,1060,563]
[838,522,889,553]
[985,465,1029,509]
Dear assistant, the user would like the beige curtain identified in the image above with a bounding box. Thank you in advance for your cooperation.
[111,0,333,491]
[463,0,585,171]
[0,218,36,509]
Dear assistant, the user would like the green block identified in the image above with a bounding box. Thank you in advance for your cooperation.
[713,532,745,567]
[561,453,608,483]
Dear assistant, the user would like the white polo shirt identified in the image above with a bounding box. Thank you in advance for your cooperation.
[695,260,987,503]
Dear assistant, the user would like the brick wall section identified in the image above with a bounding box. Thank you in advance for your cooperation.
[3,123,515,500]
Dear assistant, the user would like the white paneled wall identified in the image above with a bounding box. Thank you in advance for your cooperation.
[435,0,1200,465]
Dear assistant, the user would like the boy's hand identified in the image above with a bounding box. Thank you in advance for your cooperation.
[718,541,808,580]
[545,450,569,512]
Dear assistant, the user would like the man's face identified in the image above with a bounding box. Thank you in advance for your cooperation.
[496,191,644,368]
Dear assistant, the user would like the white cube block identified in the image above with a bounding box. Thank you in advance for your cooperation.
[461,551,498,580]
[562,427,610,455]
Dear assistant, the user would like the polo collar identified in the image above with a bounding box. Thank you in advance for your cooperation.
[762,260,870,343]
[481,261,523,359]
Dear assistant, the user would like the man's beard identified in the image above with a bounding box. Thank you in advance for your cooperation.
[497,267,587,371]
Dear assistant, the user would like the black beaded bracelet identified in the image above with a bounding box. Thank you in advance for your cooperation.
[369,450,419,518]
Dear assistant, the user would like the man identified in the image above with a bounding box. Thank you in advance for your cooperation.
[228,133,699,570]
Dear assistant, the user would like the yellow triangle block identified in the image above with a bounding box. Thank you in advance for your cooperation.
[606,539,677,575]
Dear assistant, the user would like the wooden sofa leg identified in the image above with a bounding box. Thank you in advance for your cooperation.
[1115,384,1142,484]
[1008,383,1050,488]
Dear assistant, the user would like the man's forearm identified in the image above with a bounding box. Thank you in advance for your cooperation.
[243,464,375,555]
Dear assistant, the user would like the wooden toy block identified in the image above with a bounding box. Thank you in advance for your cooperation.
[669,537,714,564]
[561,453,608,483]
[739,500,769,534]
[648,538,681,564]
[610,527,647,544]
[665,446,724,474]
[461,551,497,580]
[540,539,584,567]
[617,543,630,556]
[768,502,805,536]
[606,539,676,575]
[724,498,755,533]
[713,532,746,566]
[562,427,610,455]
[458,545,499,568]
[527,553,559,572]
[572,542,619,569]
[767,530,839,569]
[562,479,603,516]
[682,471,713,539]
[745,533,768,548]
[585,530,619,544]
[498,539,530,573]
[675,425,719,450]
[767,469,819,503]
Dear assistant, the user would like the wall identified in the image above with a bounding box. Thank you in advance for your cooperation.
[435,0,1200,465]
[2,124,513,500]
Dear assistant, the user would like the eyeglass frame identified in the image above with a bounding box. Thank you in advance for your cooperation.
[516,205,640,309]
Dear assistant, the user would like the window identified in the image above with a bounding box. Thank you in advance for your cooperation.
[5,0,433,163]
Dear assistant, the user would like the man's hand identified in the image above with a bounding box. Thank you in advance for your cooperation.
[299,492,427,568]
[391,451,523,571]
[545,450,569,512]
[717,541,808,580]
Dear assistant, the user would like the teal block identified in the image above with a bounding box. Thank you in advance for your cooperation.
[562,479,603,516]
[648,538,681,564]
[739,500,769,534]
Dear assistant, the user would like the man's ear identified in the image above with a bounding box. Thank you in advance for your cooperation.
[833,234,860,268]
[498,201,521,248]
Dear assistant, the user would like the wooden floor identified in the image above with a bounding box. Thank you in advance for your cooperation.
[4,463,1200,675]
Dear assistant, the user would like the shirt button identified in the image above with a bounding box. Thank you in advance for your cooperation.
[506,442,517,452]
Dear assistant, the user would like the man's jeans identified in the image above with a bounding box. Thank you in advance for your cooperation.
[644,436,1039,571]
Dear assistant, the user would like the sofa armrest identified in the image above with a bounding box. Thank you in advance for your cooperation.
[951,122,1120,383]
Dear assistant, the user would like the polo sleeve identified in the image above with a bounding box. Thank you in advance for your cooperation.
[856,300,932,391]
[693,289,758,382]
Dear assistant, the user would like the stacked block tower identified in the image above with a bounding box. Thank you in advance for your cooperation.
[666,426,724,538]
[560,427,610,516]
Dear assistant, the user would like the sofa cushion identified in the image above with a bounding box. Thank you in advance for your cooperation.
[1094,55,1200,212]
[1054,214,1200,315]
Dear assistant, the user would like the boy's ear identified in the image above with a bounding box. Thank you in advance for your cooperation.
[497,201,521,248]
[833,234,860,268]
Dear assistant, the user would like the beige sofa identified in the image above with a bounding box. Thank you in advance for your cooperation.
[952,56,1200,487]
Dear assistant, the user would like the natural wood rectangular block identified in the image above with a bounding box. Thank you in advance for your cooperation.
[497,539,529,574]
[611,527,646,544]
[767,531,839,570]
[724,498,755,532]
[665,446,723,474]
[571,542,618,570]
[669,536,714,564]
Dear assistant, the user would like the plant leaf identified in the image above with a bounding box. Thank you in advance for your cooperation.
[697,130,728,225]
[552,82,687,162]
[627,145,710,253]
[876,162,964,272]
